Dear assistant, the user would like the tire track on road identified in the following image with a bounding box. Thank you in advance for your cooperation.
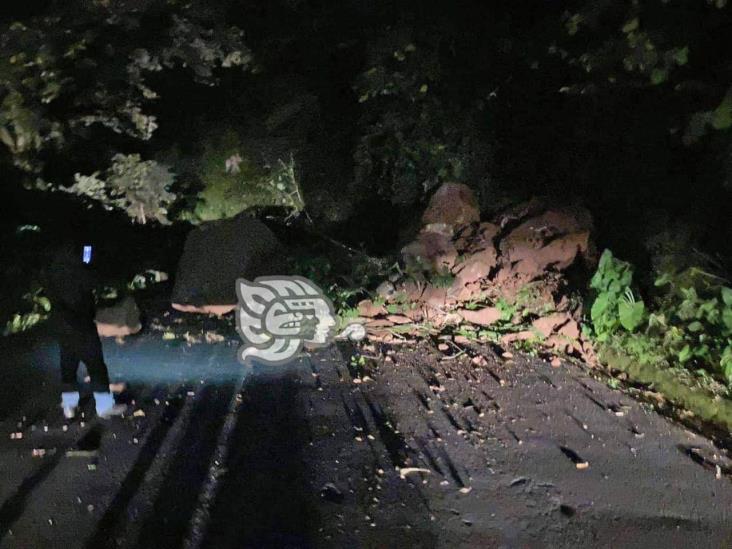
[84,385,191,549]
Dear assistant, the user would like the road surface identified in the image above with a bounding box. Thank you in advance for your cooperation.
[0,324,731,548]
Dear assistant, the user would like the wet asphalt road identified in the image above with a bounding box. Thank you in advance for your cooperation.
[0,330,731,548]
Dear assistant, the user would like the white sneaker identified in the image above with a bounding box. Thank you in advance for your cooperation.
[61,391,80,420]
[94,392,126,419]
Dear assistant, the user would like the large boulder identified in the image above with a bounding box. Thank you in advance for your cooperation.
[401,223,458,274]
[499,208,592,278]
[421,182,480,231]
[95,296,141,337]
[172,213,287,311]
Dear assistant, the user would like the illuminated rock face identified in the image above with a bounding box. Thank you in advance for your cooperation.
[361,197,596,354]
[421,182,480,230]
[171,213,286,313]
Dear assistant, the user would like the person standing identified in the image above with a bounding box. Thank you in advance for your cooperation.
[45,240,125,419]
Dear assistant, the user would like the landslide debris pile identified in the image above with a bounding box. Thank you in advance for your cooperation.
[356,183,597,359]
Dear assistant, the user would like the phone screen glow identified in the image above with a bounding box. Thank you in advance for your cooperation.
[83,245,92,264]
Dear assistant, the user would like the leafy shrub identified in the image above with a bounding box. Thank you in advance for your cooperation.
[0,5,252,174]
[652,270,732,379]
[3,283,50,336]
[186,131,304,222]
[590,250,646,341]
[65,154,176,225]
[589,249,732,384]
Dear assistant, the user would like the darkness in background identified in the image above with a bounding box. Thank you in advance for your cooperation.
[1,0,730,288]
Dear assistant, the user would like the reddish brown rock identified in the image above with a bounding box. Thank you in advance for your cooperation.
[365,318,395,328]
[531,312,572,338]
[449,281,483,303]
[358,299,388,318]
[500,330,535,345]
[421,182,480,229]
[402,227,458,273]
[459,307,502,326]
[401,307,424,322]
[477,222,500,243]
[422,286,448,309]
[366,329,395,343]
[452,248,497,286]
[400,280,425,302]
[500,208,592,277]
[546,335,571,354]
[386,315,413,325]
[558,319,581,340]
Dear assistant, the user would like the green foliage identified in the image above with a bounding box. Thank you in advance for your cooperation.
[589,250,645,341]
[188,132,304,222]
[65,154,176,224]
[589,249,732,385]
[0,2,251,176]
[558,1,731,147]
[127,269,169,291]
[3,283,50,336]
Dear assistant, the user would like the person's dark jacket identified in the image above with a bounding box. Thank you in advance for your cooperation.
[45,243,97,335]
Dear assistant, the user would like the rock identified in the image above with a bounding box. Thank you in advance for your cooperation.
[400,280,425,302]
[551,357,562,368]
[171,212,286,310]
[95,296,141,337]
[558,319,581,340]
[375,281,396,300]
[386,315,412,325]
[452,248,498,286]
[476,222,500,244]
[546,335,572,354]
[421,182,480,230]
[449,281,483,303]
[500,330,535,345]
[401,228,458,273]
[358,299,387,318]
[441,312,464,326]
[366,329,395,343]
[401,307,424,322]
[459,307,502,326]
[531,312,572,338]
[422,286,448,309]
[454,335,472,345]
[500,208,592,277]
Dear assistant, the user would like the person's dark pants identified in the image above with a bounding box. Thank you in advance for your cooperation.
[58,322,110,393]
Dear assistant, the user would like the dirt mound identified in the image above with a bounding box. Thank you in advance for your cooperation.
[171,213,287,312]
[357,185,597,358]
